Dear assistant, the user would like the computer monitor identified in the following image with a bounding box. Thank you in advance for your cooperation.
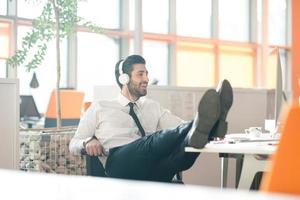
[20,95,41,128]
[275,50,282,124]
[274,49,287,126]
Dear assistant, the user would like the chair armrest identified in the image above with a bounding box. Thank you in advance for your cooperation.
[81,149,107,177]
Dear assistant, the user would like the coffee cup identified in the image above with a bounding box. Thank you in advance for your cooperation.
[245,127,262,138]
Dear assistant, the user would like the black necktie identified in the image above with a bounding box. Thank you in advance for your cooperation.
[128,102,146,137]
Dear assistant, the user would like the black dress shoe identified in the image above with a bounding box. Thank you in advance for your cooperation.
[188,89,221,148]
[209,79,233,139]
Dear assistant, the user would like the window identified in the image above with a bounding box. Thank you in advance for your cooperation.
[77,0,120,29]
[3,0,291,95]
[257,0,262,43]
[0,21,10,59]
[176,0,212,38]
[265,51,278,89]
[142,0,169,34]
[268,0,287,45]
[17,0,46,19]
[17,26,67,113]
[219,46,254,88]
[0,0,7,15]
[129,39,169,85]
[77,32,119,101]
[176,42,215,87]
[129,39,134,55]
[0,59,6,78]
[129,0,135,30]
[265,49,288,89]
[143,40,168,85]
[219,0,250,42]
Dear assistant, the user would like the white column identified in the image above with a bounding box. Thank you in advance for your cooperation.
[134,0,143,55]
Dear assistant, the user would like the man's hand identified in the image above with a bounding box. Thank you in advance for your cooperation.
[85,139,106,156]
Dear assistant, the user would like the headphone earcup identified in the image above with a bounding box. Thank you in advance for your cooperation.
[118,73,130,85]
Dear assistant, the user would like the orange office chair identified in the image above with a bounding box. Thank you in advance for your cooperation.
[260,103,300,195]
[44,89,84,128]
[83,101,92,112]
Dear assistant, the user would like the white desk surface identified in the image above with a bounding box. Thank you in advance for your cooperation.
[0,169,298,200]
[186,134,278,155]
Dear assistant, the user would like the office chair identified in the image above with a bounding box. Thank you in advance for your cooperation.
[260,103,300,195]
[85,154,107,177]
[44,89,84,128]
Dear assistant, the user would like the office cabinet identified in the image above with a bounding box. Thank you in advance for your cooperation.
[0,79,19,169]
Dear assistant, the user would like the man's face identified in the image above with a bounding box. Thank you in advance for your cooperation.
[127,63,149,99]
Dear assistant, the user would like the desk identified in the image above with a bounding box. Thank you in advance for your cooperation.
[186,136,277,190]
[0,169,298,200]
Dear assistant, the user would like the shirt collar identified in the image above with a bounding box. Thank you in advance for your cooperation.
[118,93,145,109]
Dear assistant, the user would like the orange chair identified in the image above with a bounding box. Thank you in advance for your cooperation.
[44,89,84,128]
[261,104,300,195]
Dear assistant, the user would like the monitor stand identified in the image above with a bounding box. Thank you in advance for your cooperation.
[21,116,40,129]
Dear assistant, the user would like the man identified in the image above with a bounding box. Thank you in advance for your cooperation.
[69,55,233,182]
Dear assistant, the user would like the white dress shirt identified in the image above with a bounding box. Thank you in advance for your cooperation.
[69,93,183,159]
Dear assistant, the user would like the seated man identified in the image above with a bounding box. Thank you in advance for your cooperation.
[69,55,233,182]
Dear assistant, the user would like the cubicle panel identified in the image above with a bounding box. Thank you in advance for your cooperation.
[226,89,274,133]
[94,85,275,133]
[0,79,19,169]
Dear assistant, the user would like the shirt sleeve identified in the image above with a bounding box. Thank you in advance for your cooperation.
[69,102,100,155]
[157,104,184,130]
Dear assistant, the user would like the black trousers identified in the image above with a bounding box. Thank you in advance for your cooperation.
[105,122,199,182]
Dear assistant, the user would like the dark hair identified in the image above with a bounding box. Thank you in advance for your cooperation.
[115,55,146,88]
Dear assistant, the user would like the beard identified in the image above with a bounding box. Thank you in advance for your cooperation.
[127,81,147,99]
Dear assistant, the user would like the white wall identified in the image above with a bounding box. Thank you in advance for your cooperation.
[0,79,19,169]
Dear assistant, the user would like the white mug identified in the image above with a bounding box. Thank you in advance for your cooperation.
[265,119,276,133]
[245,127,262,138]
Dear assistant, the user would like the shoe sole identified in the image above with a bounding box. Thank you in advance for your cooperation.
[219,79,233,119]
[189,89,221,148]
[209,79,233,138]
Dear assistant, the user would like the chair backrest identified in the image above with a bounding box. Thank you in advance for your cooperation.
[44,89,84,128]
[83,101,92,112]
[260,104,300,195]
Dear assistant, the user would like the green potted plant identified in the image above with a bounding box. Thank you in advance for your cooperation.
[7,0,103,129]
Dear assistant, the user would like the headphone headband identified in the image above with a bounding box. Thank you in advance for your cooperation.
[118,59,129,85]
[118,59,125,75]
